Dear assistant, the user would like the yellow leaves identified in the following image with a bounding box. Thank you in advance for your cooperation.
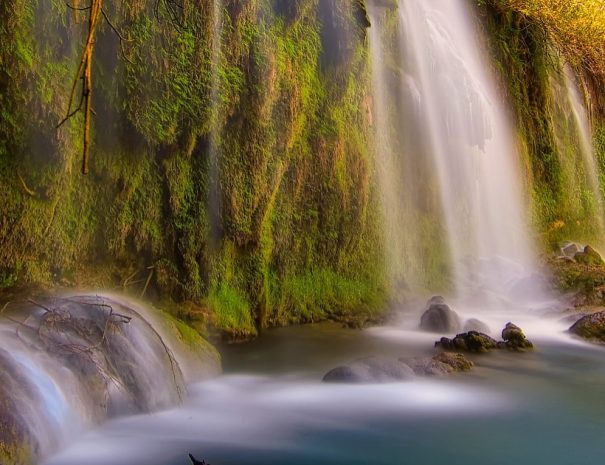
[500,0,605,75]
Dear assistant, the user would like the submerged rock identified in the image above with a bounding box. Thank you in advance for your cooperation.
[405,352,474,376]
[322,353,474,383]
[420,296,461,333]
[322,356,415,384]
[463,318,490,334]
[569,312,605,342]
[433,352,474,372]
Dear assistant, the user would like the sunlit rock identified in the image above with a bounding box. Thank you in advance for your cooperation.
[569,312,605,343]
[501,322,534,350]
[322,356,415,384]
[574,246,605,266]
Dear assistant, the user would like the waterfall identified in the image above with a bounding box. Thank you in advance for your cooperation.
[369,0,537,301]
[208,0,224,244]
[563,66,605,236]
[0,296,189,464]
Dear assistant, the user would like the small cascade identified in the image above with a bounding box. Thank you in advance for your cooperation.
[369,0,538,302]
[0,296,187,464]
[208,0,225,244]
[367,2,449,293]
[563,66,605,236]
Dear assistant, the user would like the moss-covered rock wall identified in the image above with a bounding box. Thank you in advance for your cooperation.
[0,0,386,338]
[478,1,605,251]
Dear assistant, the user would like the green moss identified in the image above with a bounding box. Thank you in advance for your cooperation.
[479,2,605,251]
[207,282,256,337]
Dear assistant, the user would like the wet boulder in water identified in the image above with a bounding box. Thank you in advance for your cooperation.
[501,322,534,350]
[435,331,498,353]
[569,312,605,343]
[405,352,474,376]
[322,356,415,384]
[420,296,461,333]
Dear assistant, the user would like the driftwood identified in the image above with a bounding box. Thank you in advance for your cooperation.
[189,453,210,465]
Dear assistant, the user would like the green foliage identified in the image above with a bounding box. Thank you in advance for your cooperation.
[480,1,605,250]
[0,0,385,338]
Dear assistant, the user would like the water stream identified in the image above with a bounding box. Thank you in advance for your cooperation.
[6,2,605,464]
[369,0,536,298]
[42,320,605,465]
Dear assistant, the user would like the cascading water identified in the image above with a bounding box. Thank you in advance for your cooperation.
[0,295,190,464]
[563,66,605,237]
[367,2,448,293]
[369,0,538,303]
[208,0,224,244]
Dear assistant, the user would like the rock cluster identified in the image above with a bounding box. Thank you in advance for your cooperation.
[436,322,533,353]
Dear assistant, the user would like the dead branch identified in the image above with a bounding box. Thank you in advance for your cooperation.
[140,266,154,298]
[18,173,36,197]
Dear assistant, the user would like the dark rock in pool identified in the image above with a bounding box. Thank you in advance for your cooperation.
[435,331,498,353]
[574,245,605,266]
[405,352,474,376]
[323,353,475,383]
[501,322,534,350]
[433,352,474,372]
[569,312,605,342]
[420,296,461,333]
[322,356,415,384]
[436,323,534,353]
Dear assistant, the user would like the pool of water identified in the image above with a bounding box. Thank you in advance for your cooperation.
[43,320,605,465]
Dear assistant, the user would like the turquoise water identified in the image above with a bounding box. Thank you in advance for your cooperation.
[44,323,605,465]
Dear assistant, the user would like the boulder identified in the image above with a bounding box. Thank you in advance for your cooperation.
[322,352,474,383]
[433,352,474,372]
[435,331,498,353]
[420,297,461,333]
[569,312,605,342]
[574,245,605,266]
[501,322,534,350]
[322,356,415,384]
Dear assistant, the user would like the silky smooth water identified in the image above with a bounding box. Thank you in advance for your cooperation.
[43,318,605,465]
[564,65,605,235]
[369,0,537,297]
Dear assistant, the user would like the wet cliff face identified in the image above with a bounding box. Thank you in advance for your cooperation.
[1,1,605,336]
[0,0,385,338]
[477,1,605,250]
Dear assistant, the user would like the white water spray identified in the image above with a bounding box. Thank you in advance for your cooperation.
[563,66,605,235]
[370,0,538,301]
